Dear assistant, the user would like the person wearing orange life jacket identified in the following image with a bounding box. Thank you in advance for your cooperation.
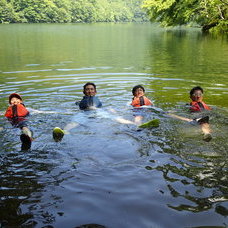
[131,85,153,108]
[130,85,153,125]
[4,93,33,150]
[5,93,29,118]
[112,85,154,126]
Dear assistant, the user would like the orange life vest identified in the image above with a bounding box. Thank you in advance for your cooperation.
[190,101,211,112]
[5,104,29,118]
[131,96,152,107]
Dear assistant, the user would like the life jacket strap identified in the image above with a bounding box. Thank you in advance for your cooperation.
[139,96,145,106]
[197,102,205,110]
[12,105,18,117]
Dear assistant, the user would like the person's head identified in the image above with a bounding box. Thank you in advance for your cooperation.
[132,85,145,98]
[83,82,97,96]
[8,93,23,105]
[190,86,204,102]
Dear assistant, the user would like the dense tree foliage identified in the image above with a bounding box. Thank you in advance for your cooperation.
[0,0,148,23]
[142,0,228,33]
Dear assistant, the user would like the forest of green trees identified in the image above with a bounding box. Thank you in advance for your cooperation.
[0,0,227,33]
[0,0,148,23]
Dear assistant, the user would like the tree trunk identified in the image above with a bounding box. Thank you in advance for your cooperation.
[202,22,218,32]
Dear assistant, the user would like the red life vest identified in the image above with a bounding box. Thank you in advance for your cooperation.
[131,96,152,107]
[190,101,211,112]
[5,104,29,118]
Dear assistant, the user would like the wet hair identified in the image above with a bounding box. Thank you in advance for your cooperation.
[83,82,97,94]
[190,86,204,96]
[132,85,145,95]
[9,93,22,104]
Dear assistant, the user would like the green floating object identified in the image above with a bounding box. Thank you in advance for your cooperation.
[138,119,160,128]
[53,127,65,142]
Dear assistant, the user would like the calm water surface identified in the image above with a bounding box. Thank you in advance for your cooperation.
[0,23,228,228]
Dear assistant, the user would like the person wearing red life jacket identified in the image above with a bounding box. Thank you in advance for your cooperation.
[4,93,33,150]
[168,86,212,141]
[189,86,212,141]
[189,86,211,112]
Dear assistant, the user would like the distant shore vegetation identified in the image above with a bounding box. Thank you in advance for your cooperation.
[0,0,149,23]
[0,0,227,34]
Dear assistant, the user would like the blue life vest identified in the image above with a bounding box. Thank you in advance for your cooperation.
[78,96,102,110]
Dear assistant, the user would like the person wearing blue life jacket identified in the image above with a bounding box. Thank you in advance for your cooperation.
[78,82,102,110]
[53,82,102,142]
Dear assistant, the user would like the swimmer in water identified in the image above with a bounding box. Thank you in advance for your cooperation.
[4,93,33,150]
[168,86,212,141]
[53,82,102,142]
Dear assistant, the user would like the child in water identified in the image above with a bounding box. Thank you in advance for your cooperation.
[53,82,102,142]
[114,85,158,127]
[131,85,153,125]
[189,86,211,112]
[4,93,33,150]
[131,85,153,107]
[168,86,212,141]
[118,85,212,140]
[189,86,212,141]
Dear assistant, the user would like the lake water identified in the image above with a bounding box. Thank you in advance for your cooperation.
[0,23,228,228]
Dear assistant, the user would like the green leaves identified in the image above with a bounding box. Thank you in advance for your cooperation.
[0,0,149,23]
[0,0,18,23]
[142,0,228,33]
